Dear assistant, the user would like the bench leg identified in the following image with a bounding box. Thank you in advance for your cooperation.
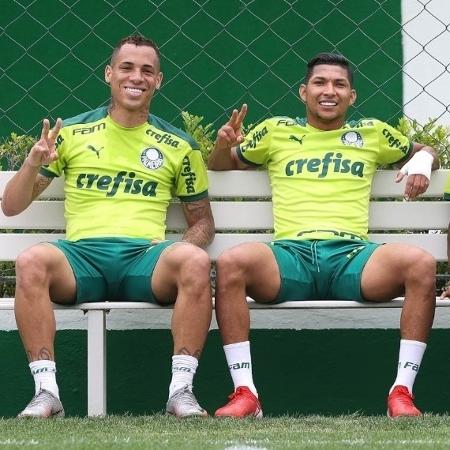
[87,310,107,416]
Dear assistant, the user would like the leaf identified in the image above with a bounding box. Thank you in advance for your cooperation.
[395,117,450,168]
[0,133,36,170]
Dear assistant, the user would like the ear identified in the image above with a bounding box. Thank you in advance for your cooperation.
[299,84,307,103]
[105,65,112,84]
[155,72,163,90]
[349,89,357,106]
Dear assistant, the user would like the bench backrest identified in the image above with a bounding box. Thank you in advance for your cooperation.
[0,170,448,262]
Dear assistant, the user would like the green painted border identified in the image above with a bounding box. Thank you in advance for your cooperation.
[2,329,449,417]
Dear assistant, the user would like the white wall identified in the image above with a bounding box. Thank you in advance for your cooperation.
[3,308,450,330]
[402,0,450,124]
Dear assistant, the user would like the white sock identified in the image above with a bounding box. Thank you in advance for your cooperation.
[29,360,59,399]
[224,341,258,396]
[169,355,198,398]
[390,339,426,395]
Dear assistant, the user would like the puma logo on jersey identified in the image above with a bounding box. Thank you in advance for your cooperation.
[289,134,305,145]
[87,145,103,158]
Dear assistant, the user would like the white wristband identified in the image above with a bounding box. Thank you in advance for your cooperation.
[399,150,433,180]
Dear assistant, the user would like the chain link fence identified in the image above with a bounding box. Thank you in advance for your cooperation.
[1,0,449,139]
[0,0,449,295]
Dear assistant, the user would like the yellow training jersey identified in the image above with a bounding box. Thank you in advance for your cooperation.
[40,107,208,241]
[236,117,412,241]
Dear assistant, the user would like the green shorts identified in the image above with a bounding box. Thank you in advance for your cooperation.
[50,237,173,303]
[268,239,380,302]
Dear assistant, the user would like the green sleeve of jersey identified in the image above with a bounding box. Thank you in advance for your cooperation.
[175,148,209,201]
[236,119,272,167]
[375,120,412,165]
[39,128,68,178]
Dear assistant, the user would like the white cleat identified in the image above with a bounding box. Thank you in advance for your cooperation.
[18,389,65,418]
[166,385,208,418]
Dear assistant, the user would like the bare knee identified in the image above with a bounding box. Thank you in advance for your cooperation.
[153,243,212,304]
[176,245,211,292]
[405,248,436,289]
[15,247,50,291]
[160,244,211,297]
[216,247,248,289]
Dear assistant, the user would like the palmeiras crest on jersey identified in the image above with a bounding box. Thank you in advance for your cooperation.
[141,147,164,169]
[341,131,363,148]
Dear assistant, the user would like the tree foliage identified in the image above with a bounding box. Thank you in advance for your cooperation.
[1,117,449,168]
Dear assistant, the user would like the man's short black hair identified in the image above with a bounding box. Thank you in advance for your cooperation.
[110,34,161,66]
[305,52,353,87]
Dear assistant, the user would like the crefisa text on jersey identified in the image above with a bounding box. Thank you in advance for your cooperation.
[76,171,158,197]
[146,128,180,147]
[285,152,364,178]
[180,156,197,194]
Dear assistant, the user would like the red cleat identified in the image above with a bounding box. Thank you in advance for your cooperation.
[387,385,422,418]
[215,386,263,418]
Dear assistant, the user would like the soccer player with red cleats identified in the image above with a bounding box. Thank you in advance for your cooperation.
[387,385,422,418]
[208,53,438,418]
[215,386,263,418]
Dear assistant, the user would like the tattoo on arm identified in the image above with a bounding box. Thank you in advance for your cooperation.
[181,199,215,248]
[32,175,52,200]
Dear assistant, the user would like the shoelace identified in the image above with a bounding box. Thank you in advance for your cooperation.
[172,387,200,408]
[27,391,51,407]
[397,392,414,405]
[228,387,250,401]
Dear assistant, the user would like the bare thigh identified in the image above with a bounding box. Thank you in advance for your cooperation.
[16,243,77,304]
[217,242,281,303]
[361,243,435,301]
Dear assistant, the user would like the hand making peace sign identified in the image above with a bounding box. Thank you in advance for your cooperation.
[216,104,247,150]
[26,118,62,168]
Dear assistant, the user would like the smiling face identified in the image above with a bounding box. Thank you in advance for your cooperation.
[105,43,163,127]
[299,64,356,131]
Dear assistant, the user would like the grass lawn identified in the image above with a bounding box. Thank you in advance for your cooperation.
[1,414,450,449]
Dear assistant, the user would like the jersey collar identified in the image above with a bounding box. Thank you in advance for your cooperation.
[296,117,347,132]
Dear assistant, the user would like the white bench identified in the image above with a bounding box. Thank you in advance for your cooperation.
[0,169,448,416]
